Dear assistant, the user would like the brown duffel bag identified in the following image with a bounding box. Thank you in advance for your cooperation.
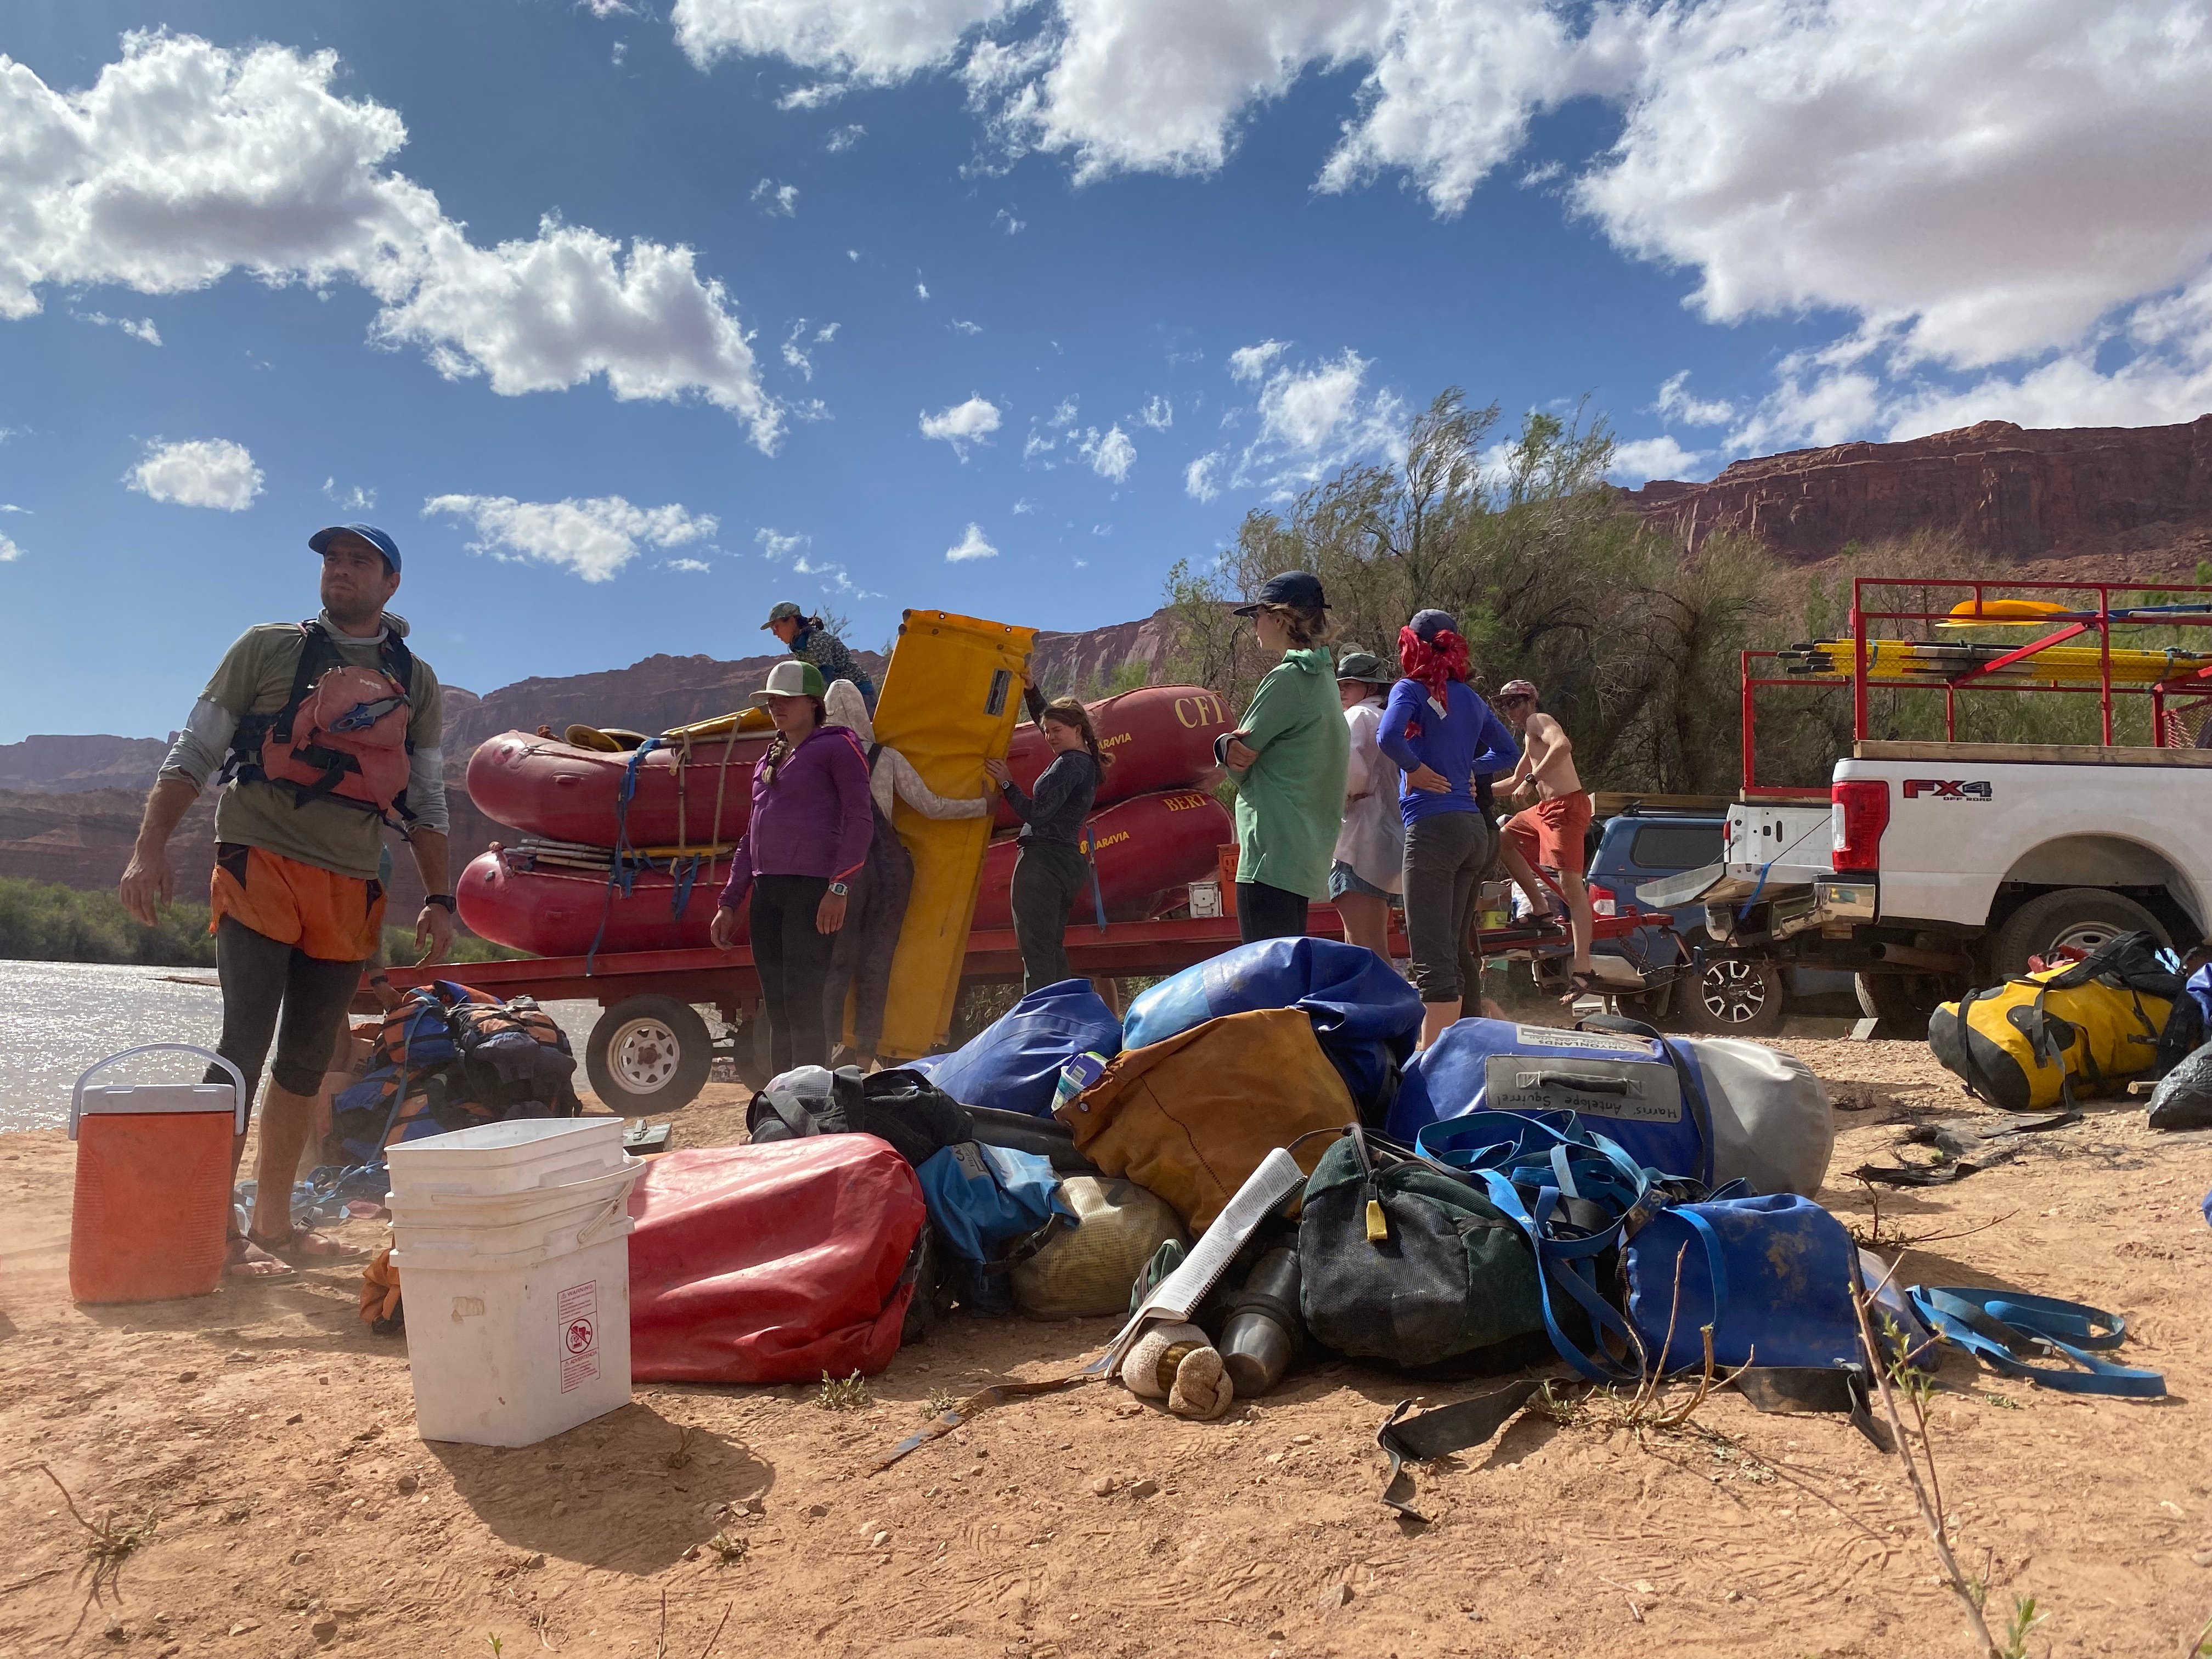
[1054,1007,1352,1233]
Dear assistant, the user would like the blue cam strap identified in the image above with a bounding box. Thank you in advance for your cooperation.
[1906,1286,2164,1398]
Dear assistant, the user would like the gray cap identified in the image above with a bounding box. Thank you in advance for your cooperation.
[1334,650,1391,685]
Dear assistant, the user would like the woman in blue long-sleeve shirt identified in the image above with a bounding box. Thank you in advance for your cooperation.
[1376,608,1520,1047]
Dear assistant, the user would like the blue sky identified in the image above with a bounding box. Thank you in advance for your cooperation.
[3,2,2208,741]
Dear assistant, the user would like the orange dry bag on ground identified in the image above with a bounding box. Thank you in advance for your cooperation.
[1055,1008,1353,1234]
[70,1045,248,1304]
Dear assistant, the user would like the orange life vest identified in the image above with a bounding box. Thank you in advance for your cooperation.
[228,620,417,825]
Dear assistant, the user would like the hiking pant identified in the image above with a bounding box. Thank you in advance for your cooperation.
[822,819,915,1058]
[1403,810,1493,1004]
[1236,881,1311,945]
[751,873,837,1075]
[1012,839,1089,995]
[207,915,365,1107]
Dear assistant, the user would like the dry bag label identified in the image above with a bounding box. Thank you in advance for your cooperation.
[1513,1023,1653,1056]
[1482,1054,1683,1123]
[557,1280,600,1393]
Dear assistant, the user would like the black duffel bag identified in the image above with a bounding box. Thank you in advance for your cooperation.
[1297,1124,1547,1372]
[747,1065,970,1166]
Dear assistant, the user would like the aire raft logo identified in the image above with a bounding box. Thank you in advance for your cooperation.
[1901,779,1993,800]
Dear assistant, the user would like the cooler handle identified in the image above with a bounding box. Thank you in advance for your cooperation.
[71,1045,250,1142]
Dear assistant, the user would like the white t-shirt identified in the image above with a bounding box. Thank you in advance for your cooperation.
[1333,696,1404,893]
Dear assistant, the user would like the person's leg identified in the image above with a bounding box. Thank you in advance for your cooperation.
[1400,816,1466,1046]
[820,861,871,1056]
[1336,889,1392,960]
[748,877,797,1077]
[1544,793,1597,979]
[251,947,368,1255]
[1012,843,1077,992]
[1497,809,1557,920]
[210,916,296,1277]
[1235,881,1308,943]
[775,875,837,1068]
[852,834,913,1058]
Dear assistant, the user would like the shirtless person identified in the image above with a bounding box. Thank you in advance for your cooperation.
[1494,679,1596,999]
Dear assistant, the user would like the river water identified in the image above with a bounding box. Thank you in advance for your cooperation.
[0,960,604,1135]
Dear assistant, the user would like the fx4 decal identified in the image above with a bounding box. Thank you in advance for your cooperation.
[1902,778,1993,800]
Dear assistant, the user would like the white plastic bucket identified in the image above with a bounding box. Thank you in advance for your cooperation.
[387,1158,642,1231]
[386,1116,626,1200]
[396,1206,636,1447]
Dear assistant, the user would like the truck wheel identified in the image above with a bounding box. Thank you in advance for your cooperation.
[585,994,713,1114]
[729,1010,776,1094]
[1854,972,1948,1041]
[1684,955,1785,1037]
[1989,888,2168,980]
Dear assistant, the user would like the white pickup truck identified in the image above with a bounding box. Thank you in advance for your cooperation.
[1638,740,2212,1034]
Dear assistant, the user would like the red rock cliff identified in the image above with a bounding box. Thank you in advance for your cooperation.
[1623,415,2212,561]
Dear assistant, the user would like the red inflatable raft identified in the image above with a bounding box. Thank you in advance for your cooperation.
[991,684,1233,830]
[458,848,731,957]
[467,730,772,849]
[971,788,1232,930]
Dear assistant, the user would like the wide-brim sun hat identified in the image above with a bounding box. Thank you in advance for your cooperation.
[750,659,827,703]
[1334,650,1391,684]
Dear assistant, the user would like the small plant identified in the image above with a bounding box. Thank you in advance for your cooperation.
[816,1371,871,1412]
[1526,1379,1586,1425]
[35,1463,156,1590]
[1982,1392,2022,1410]
[666,1425,697,1470]
[1996,1594,2045,1659]
[487,1637,504,1657]
[706,1530,748,1565]
[922,1387,957,1419]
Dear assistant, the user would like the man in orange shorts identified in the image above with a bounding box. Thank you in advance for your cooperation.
[120,524,453,1280]
[1494,679,1596,1000]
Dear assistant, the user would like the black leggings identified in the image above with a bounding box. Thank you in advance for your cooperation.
[207,915,364,1105]
[751,874,837,1075]
[823,818,914,1057]
[1237,880,1311,944]
[1011,840,1090,995]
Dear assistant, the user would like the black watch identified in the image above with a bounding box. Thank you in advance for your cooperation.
[424,893,457,912]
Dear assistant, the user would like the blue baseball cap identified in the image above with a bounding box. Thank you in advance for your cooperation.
[309,523,400,574]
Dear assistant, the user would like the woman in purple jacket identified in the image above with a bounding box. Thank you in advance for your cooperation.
[709,659,874,1073]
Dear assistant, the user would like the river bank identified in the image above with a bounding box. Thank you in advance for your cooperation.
[2,1036,2208,1657]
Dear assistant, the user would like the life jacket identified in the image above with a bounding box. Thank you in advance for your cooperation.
[227,619,417,825]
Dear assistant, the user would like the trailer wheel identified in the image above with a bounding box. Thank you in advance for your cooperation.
[1989,887,2168,980]
[586,995,713,1114]
[1683,955,1785,1036]
[729,1009,777,1094]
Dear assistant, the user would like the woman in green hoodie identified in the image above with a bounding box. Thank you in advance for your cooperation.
[1216,571,1350,942]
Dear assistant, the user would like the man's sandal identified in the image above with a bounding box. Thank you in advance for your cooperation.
[1559,969,1603,1002]
[246,1228,368,1269]
[225,1235,298,1282]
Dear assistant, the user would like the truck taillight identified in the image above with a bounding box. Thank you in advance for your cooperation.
[1589,884,1618,918]
[1831,780,1889,874]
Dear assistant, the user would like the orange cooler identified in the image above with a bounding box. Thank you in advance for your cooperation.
[70,1045,247,1304]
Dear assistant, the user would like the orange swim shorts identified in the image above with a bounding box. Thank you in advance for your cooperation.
[1503,789,1594,877]
[210,842,386,963]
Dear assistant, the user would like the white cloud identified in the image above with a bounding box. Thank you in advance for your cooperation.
[1609,435,1708,485]
[128,438,263,512]
[1184,452,1222,502]
[951,318,983,335]
[425,493,717,583]
[755,526,806,559]
[916,280,930,300]
[945,521,997,562]
[1652,371,1733,429]
[1138,394,1172,430]
[581,1,639,15]
[846,248,860,261]
[778,82,847,110]
[994,208,1025,234]
[1080,423,1136,482]
[752,178,801,216]
[1227,340,1289,385]
[815,321,839,341]
[322,476,377,511]
[665,556,713,573]
[825,123,866,151]
[675,0,1019,80]
[76,311,162,345]
[0,533,21,562]
[919,394,1002,458]
[0,34,780,448]
[782,317,836,380]
[1011,497,1035,514]
[1020,396,1088,465]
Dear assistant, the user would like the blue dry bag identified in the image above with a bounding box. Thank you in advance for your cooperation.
[1389,1016,1717,1186]
[1121,937,1421,1119]
[1622,1193,1862,1373]
[915,1141,1073,1263]
[918,979,1123,1116]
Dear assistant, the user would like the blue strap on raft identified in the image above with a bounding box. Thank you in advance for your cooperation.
[1906,1288,2164,1398]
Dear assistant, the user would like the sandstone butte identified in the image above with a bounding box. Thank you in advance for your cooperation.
[1620,414,2212,563]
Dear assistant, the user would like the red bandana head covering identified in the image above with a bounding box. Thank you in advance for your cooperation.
[1398,623,1470,707]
